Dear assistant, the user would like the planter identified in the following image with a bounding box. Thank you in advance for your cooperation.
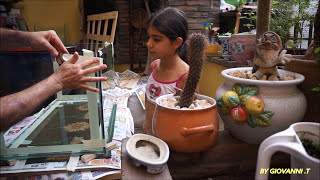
[218,35,233,59]
[256,122,320,180]
[230,33,256,65]
[285,59,320,123]
[152,94,218,152]
[126,134,170,174]
[216,67,307,144]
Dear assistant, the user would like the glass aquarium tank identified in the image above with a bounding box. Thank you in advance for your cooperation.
[0,53,106,160]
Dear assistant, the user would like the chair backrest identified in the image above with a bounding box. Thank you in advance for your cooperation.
[85,11,118,52]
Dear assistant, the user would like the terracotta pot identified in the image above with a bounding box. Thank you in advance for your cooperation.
[285,59,320,123]
[230,33,256,64]
[216,67,307,144]
[152,94,218,153]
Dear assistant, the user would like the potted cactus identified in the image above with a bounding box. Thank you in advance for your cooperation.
[152,33,219,152]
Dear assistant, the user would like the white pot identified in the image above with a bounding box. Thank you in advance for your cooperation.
[218,35,232,59]
[255,122,320,180]
[126,134,169,174]
[216,67,307,144]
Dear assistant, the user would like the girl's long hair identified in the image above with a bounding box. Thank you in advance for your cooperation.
[147,7,189,63]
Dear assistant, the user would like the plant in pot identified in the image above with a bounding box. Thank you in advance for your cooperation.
[230,0,257,65]
[270,0,314,56]
[284,0,320,123]
[153,33,219,153]
[215,0,308,144]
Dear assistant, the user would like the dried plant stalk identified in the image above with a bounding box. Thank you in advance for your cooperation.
[177,33,207,108]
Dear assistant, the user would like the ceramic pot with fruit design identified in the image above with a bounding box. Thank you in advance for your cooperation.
[216,67,307,144]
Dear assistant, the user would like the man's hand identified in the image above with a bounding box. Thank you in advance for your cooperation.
[51,52,107,92]
[27,30,68,64]
[278,50,292,65]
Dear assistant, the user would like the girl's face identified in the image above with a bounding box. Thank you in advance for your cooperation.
[147,26,181,59]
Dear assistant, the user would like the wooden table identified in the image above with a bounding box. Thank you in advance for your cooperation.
[123,129,291,180]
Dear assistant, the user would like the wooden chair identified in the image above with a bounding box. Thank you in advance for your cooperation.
[85,11,118,53]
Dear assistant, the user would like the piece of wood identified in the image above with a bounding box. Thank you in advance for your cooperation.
[81,154,97,163]
[80,142,118,163]
[106,141,117,151]
[121,138,172,180]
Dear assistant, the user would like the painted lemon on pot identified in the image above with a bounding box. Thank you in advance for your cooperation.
[222,91,238,107]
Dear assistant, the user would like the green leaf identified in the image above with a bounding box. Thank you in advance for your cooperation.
[315,47,320,54]
[228,96,240,107]
[255,114,272,127]
[247,114,257,128]
[232,84,243,95]
[242,86,259,96]
[217,97,225,107]
[312,87,320,92]
[221,105,230,115]
[262,109,275,119]
[239,95,250,106]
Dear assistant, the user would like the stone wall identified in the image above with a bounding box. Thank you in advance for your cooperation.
[114,0,221,65]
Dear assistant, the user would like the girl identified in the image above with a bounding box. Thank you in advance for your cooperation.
[144,7,199,135]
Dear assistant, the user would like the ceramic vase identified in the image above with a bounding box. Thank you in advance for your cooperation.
[216,67,307,144]
[218,35,233,59]
[230,33,256,64]
[152,94,218,152]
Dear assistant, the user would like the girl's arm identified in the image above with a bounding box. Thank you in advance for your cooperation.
[177,74,200,93]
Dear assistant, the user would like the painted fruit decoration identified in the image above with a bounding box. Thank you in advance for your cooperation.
[217,84,274,127]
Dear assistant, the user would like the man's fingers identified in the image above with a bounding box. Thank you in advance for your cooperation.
[68,52,79,64]
[83,64,107,75]
[82,76,107,82]
[43,41,59,57]
[80,84,99,92]
[80,58,100,69]
[50,32,68,55]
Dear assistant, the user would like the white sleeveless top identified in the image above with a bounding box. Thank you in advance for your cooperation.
[145,59,188,104]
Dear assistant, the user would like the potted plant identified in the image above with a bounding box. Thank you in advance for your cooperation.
[270,0,314,55]
[230,0,257,65]
[284,0,320,123]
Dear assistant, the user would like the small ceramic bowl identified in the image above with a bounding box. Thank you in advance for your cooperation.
[126,134,170,174]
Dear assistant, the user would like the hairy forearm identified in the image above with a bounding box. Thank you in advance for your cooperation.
[0,75,62,131]
[0,28,30,50]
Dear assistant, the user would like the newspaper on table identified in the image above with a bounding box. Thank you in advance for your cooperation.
[102,69,141,90]
[24,170,121,180]
[3,107,48,147]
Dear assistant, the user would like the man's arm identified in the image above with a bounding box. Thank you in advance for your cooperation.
[0,74,61,130]
[0,28,68,63]
[0,52,107,131]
